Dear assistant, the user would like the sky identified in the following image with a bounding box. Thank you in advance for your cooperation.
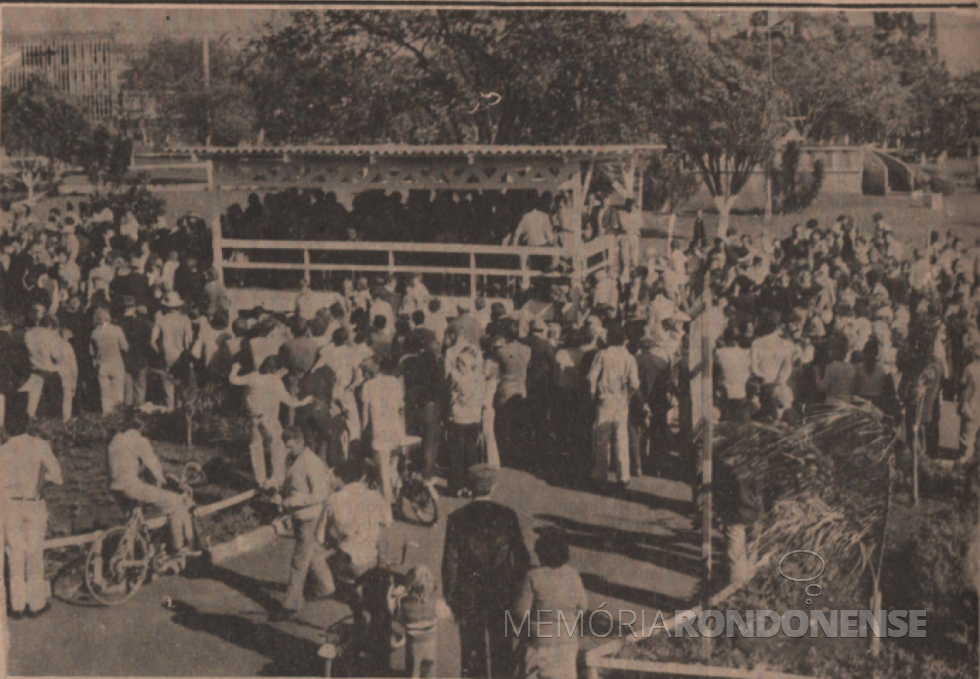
[4,5,979,73]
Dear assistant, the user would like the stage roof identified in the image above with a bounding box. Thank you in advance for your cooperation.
[149,144,664,161]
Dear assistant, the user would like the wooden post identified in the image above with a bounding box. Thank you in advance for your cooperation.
[208,160,224,287]
[637,158,644,213]
[701,285,714,597]
[470,251,477,302]
[1,496,8,679]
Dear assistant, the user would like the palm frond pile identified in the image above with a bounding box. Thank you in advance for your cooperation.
[715,400,899,607]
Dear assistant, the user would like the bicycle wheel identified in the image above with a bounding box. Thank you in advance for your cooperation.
[85,526,151,606]
[399,476,438,526]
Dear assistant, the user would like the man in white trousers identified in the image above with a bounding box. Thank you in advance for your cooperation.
[1,415,63,619]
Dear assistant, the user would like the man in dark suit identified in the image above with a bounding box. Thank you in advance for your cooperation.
[442,465,530,678]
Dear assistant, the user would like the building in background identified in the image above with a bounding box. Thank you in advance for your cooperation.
[2,31,115,120]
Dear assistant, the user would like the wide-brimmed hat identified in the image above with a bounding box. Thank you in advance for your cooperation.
[161,291,184,308]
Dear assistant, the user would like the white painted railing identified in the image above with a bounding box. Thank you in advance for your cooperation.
[216,235,617,298]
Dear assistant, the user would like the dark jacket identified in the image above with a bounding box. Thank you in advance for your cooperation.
[523,334,557,396]
[119,313,154,373]
[442,500,530,615]
[0,329,29,393]
[635,349,672,412]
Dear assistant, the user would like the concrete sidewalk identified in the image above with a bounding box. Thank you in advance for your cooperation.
[10,468,699,676]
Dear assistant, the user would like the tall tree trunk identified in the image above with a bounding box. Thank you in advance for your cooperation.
[23,170,37,202]
[713,194,736,240]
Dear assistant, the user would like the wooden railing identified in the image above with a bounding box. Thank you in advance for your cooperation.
[216,235,617,298]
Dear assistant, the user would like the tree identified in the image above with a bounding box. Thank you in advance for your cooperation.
[942,71,980,154]
[653,22,786,237]
[756,14,910,144]
[1,80,91,199]
[81,125,134,191]
[241,10,666,145]
[120,37,257,146]
[642,151,702,215]
[769,141,824,214]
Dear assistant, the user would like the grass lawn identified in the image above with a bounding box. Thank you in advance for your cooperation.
[38,411,256,540]
[660,189,980,252]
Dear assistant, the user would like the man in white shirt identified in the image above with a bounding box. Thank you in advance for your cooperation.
[152,292,194,412]
[313,328,364,451]
[749,310,797,421]
[325,456,393,581]
[508,196,555,247]
[19,308,63,420]
[229,359,312,489]
[360,358,406,503]
[0,419,62,618]
[294,277,319,321]
[108,412,193,561]
[54,328,78,422]
[587,324,640,487]
[271,427,337,621]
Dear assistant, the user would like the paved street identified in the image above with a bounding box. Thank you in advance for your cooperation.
[9,469,699,676]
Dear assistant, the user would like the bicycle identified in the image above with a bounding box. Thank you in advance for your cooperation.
[390,436,439,527]
[317,541,416,678]
[83,461,211,606]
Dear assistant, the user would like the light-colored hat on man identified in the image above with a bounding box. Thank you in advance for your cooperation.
[161,291,184,308]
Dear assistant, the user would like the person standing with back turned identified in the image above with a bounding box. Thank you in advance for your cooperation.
[0,414,63,619]
[442,465,530,678]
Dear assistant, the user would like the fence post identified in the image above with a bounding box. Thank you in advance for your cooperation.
[303,247,311,286]
[470,251,478,302]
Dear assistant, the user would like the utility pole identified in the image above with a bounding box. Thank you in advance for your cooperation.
[203,36,212,145]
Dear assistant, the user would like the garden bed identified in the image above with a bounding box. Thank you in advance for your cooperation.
[35,411,271,577]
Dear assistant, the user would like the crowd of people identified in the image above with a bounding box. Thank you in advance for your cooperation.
[219,188,642,253]
[3,183,976,677]
[0,199,220,422]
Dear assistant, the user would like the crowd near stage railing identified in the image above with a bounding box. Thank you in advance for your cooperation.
[216,234,617,308]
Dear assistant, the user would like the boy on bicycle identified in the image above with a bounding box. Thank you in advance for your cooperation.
[107,409,194,567]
